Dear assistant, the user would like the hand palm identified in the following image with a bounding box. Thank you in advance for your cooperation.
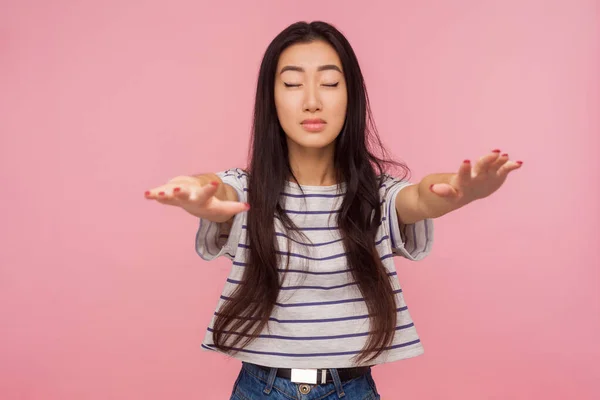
[431,150,523,202]
[144,176,249,222]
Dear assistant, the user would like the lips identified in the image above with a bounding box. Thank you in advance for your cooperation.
[301,118,327,132]
[302,119,326,125]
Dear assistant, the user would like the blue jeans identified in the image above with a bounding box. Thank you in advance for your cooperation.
[230,362,381,399]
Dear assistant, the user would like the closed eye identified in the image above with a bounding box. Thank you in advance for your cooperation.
[283,82,339,88]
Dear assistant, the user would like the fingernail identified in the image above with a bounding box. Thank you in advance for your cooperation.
[173,187,181,193]
[144,191,150,196]
[429,184,435,191]
[210,181,219,187]
[245,203,251,210]
[492,149,501,153]
[158,191,165,196]
[502,153,508,157]
[463,159,470,164]
[516,161,523,165]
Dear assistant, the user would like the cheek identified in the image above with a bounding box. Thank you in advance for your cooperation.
[337,98,348,117]
[275,95,298,125]
[329,94,348,122]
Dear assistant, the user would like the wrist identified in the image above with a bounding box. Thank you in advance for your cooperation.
[417,174,469,218]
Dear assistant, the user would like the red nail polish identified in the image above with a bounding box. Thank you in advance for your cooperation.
[492,149,501,153]
[158,191,165,196]
[210,181,219,187]
[173,187,181,192]
[502,153,508,157]
[245,203,251,210]
[516,161,523,165]
[429,184,435,191]
[463,159,470,164]
[144,191,150,196]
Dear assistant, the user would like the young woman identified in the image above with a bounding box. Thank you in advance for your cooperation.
[145,21,522,400]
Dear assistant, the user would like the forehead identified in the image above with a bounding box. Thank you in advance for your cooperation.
[277,40,343,71]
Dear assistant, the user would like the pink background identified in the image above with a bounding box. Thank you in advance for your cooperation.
[1,0,598,399]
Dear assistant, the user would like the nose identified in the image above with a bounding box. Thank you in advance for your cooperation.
[302,84,322,113]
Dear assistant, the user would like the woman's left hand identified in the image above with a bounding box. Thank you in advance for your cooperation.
[428,150,523,203]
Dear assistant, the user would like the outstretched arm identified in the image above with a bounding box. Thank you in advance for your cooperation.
[395,150,523,225]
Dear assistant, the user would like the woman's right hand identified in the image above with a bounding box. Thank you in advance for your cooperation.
[144,175,249,223]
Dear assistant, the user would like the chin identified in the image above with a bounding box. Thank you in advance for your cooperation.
[287,129,339,150]
[289,135,337,150]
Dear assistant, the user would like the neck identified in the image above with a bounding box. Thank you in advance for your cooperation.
[287,141,337,186]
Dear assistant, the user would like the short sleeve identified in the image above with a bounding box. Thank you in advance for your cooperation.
[381,175,434,261]
[195,168,248,261]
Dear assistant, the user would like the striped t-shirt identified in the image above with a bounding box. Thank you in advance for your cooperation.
[195,168,434,369]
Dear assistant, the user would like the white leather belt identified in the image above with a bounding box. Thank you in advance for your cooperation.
[291,368,328,384]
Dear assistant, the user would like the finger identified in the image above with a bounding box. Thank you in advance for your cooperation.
[144,186,172,200]
[457,159,472,185]
[497,160,523,178]
[490,153,510,171]
[171,184,192,201]
[156,184,192,205]
[154,187,183,206]
[145,175,204,199]
[188,181,219,203]
[145,183,188,203]
[170,181,213,201]
[473,150,501,176]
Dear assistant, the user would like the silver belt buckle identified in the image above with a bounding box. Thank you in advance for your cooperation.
[290,368,328,384]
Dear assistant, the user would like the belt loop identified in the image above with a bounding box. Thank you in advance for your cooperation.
[328,368,345,398]
[263,367,278,395]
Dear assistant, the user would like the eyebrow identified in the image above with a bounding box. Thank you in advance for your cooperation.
[280,64,343,74]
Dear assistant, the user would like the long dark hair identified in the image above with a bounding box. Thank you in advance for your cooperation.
[212,21,410,365]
